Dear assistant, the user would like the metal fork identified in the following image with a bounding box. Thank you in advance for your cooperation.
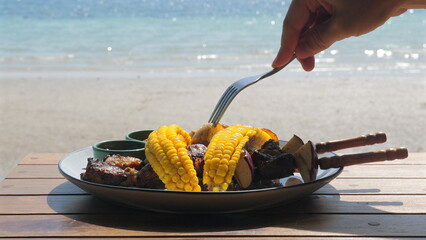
[208,54,297,125]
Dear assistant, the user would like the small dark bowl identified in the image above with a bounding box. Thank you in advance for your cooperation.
[92,140,146,160]
[125,130,153,142]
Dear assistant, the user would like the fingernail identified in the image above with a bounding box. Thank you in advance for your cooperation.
[272,57,279,67]
[272,49,281,67]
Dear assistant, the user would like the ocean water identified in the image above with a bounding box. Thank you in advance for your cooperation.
[1,0,425,78]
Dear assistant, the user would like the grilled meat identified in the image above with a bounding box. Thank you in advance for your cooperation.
[187,144,207,178]
[138,163,165,189]
[104,154,144,170]
[81,158,127,185]
[251,140,296,180]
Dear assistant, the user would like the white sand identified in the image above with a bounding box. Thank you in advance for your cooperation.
[1,72,425,180]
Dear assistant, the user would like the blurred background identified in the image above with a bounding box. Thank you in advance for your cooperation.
[1,0,425,180]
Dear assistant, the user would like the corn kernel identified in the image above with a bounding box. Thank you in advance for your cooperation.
[190,176,199,185]
[176,180,184,189]
[188,169,197,177]
[218,164,228,173]
[177,167,186,176]
[181,174,190,183]
[214,175,224,184]
[172,174,180,183]
[184,184,193,191]
[216,169,226,177]
[208,170,216,178]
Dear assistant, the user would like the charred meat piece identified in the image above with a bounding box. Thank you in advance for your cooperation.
[104,154,144,170]
[252,151,296,179]
[187,144,207,178]
[120,167,140,187]
[138,163,165,189]
[251,139,297,180]
[257,139,282,155]
[81,158,127,185]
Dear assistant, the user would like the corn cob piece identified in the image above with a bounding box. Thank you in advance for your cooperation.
[203,125,275,191]
[145,124,201,191]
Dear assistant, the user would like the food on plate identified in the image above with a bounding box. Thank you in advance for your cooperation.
[103,154,144,170]
[281,134,304,154]
[251,140,296,180]
[293,141,318,182]
[81,154,164,188]
[81,158,128,185]
[80,127,409,192]
[81,123,320,191]
[143,124,280,191]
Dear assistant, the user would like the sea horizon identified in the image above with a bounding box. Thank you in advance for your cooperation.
[1,0,425,79]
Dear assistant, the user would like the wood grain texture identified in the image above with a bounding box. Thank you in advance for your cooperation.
[0,214,425,237]
[0,238,419,240]
[1,153,425,239]
[19,153,66,164]
[0,179,86,195]
[0,238,420,240]
[2,178,426,195]
[1,194,425,215]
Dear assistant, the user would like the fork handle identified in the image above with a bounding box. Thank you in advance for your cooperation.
[315,132,387,154]
[260,54,297,80]
[318,147,408,169]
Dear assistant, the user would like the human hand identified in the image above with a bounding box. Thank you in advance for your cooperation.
[272,0,412,71]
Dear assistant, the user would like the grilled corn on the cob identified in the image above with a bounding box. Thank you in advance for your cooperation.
[145,124,201,191]
[145,124,277,191]
[203,125,276,191]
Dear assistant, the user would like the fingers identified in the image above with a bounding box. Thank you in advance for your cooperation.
[272,46,293,68]
[295,18,345,59]
[298,56,315,71]
[272,0,314,68]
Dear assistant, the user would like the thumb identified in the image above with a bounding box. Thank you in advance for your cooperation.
[295,20,345,59]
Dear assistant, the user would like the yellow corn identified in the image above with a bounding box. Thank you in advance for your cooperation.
[203,124,274,191]
[145,124,201,191]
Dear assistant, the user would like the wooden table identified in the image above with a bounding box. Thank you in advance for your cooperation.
[1,152,425,239]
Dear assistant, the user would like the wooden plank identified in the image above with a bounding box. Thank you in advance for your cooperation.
[19,153,66,165]
[316,178,426,195]
[7,162,426,180]
[361,152,425,165]
[0,238,422,240]
[2,178,426,196]
[0,195,130,215]
[18,152,426,166]
[338,164,426,179]
[7,165,63,179]
[0,179,86,195]
[0,214,425,237]
[1,194,425,215]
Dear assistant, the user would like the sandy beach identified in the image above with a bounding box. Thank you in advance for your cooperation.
[1,72,425,180]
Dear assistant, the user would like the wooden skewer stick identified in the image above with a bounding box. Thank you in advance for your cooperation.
[315,132,387,154]
[318,147,408,169]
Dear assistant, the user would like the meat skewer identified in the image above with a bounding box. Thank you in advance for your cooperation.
[285,134,408,183]
[315,132,387,153]
[319,147,408,169]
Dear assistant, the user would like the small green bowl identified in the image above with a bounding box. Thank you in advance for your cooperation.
[92,140,146,160]
[125,130,153,142]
